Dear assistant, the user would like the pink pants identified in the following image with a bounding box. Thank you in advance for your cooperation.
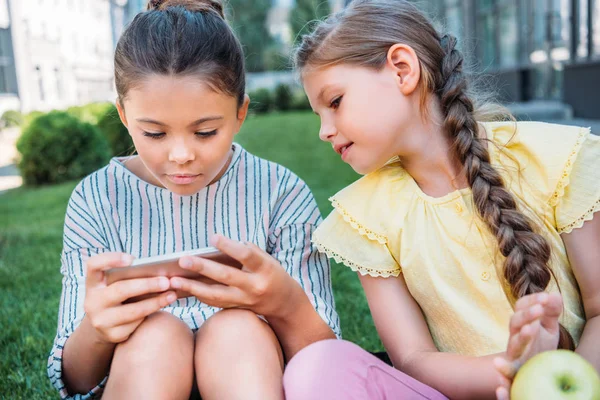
[283,340,449,400]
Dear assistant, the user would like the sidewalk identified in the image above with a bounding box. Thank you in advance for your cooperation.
[0,128,22,194]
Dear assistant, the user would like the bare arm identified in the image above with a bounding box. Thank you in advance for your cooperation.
[359,273,502,400]
[267,283,337,360]
[62,316,116,393]
[561,216,600,371]
[62,253,176,395]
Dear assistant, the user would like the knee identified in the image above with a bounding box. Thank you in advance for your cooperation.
[116,311,193,364]
[196,309,269,345]
[195,309,281,365]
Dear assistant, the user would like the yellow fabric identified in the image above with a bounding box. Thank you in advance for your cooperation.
[313,121,596,356]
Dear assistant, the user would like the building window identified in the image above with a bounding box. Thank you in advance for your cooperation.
[477,1,497,66]
[498,0,518,67]
[445,0,464,49]
[36,66,45,102]
[577,0,589,58]
[0,28,17,94]
[55,67,62,100]
[594,0,600,56]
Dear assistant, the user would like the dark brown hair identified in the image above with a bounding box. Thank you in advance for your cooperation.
[115,0,245,107]
[295,0,573,349]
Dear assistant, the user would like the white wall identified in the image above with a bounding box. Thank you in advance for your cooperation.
[6,0,116,113]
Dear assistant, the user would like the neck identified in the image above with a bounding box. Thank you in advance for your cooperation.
[397,107,468,198]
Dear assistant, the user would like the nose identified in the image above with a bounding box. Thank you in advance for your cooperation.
[168,138,195,164]
[318,119,337,143]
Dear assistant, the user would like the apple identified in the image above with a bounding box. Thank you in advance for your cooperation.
[511,350,600,400]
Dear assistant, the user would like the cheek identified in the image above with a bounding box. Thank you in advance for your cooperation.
[132,138,164,163]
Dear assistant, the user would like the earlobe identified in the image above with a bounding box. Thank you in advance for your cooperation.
[115,100,129,130]
[387,44,420,96]
[235,94,251,134]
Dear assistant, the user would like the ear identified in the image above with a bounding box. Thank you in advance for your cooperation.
[234,94,251,134]
[386,44,420,96]
[115,100,130,131]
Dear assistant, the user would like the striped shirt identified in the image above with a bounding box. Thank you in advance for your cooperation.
[48,143,341,399]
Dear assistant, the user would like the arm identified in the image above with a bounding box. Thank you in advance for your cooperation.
[51,186,174,398]
[59,252,176,396]
[360,272,502,400]
[267,276,337,360]
[561,216,600,371]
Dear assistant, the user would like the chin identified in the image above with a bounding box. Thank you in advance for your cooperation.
[351,163,380,176]
[162,181,205,196]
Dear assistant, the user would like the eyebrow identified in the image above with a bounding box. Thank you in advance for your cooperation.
[317,86,330,104]
[135,116,224,127]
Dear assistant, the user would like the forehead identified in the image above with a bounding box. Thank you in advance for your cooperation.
[302,64,381,99]
[123,74,237,117]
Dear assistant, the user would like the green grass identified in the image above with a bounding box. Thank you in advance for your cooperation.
[0,111,383,398]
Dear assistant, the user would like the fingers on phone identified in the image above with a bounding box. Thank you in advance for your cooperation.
[113,291,177,325]
[87,253,134,272]
[211,235,261,269]
[180,256,246,287]
[107,276,171,305]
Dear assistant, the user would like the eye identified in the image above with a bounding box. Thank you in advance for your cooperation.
[143,131,165,139]
[195,130,217,138]
[330,96,342,110]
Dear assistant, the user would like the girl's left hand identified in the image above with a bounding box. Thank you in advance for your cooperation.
[493,292,563,400]
[169,234,303,319]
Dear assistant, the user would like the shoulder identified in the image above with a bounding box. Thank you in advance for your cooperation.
[241,148,313,195]
[67,162,114,208]
[328,160,412,244]
[483,121,591,204]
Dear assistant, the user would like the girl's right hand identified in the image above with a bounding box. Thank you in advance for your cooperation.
[84,252,177,344]
[493,292,563,400]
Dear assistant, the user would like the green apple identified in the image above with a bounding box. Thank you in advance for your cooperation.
[511,350,600,400]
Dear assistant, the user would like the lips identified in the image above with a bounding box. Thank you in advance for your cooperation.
[166,174,201,185]
[334,142,354,155]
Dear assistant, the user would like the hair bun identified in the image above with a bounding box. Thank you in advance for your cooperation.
[147,0,224,19]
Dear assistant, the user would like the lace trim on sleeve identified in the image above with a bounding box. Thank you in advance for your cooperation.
[330,198,388,245]
[313,240,401,278]
[558,199,600,234]
[548,127,589,207]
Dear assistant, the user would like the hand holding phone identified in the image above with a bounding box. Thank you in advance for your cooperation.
[105,247,243,302]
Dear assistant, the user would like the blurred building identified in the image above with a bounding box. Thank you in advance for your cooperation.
[0,0,145,116]
[414,0,600,119]
[340,0,599,119]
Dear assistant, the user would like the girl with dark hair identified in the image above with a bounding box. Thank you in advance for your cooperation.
[47,1,340,398]
[283,1,599,399]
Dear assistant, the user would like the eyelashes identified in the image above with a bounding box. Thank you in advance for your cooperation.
[142,130,218,139]
[330,96,342,109]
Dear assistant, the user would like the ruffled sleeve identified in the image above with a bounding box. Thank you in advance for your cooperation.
[553,130,600,233]
[484,121,596,234]
[312,162,408,278]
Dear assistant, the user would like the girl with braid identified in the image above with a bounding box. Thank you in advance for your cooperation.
[283,1,600,399]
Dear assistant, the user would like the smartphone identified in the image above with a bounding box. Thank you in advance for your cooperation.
[105,247,243,302]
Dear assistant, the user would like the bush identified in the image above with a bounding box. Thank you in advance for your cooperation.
[96,104,134,157]
[248,88,273,114]
[23,110,44,130]
[67,102,113,125]
[1,110,23,128]
[16,111,111,185]
[274,84,293,111]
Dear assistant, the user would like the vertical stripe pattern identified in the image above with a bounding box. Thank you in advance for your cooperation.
[48,143,340,399]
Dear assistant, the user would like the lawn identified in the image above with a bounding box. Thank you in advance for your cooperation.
[0,111,383,398]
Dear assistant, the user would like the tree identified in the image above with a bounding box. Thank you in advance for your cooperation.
[226,0,273,72]
[290,0,331,44]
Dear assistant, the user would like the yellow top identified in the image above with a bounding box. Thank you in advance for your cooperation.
[313,121,599,356]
